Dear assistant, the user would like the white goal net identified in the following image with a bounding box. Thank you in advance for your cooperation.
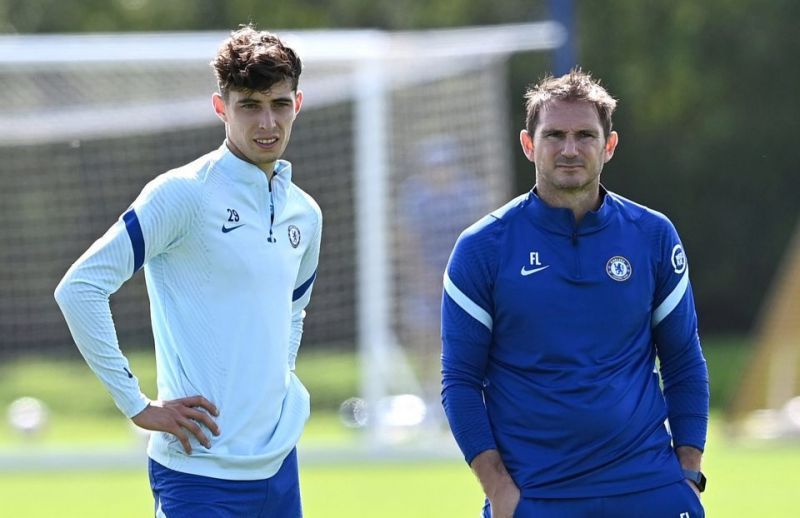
[0,23,564,453]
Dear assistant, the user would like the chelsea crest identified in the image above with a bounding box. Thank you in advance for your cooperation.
[288,225,301,248]
[606,256,632,282]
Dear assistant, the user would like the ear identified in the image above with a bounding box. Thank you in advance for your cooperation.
[294,89,304,115]
[212,93,228,124]
[604,130,619,163]
[520,129,535,162]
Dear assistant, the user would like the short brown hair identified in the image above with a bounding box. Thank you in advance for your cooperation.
[211,24,302,98]
[524,68,617,139]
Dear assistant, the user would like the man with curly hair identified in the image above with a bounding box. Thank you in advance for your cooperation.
[56,25,320,517]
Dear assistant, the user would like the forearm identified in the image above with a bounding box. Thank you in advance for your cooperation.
[470,449,517,497]
[676,445,703,470]
[441,378,497,463]
[676,445,705,497]
[287,309,305,370]
[658,331,709,450]
[55,277,149,418]
[661,339,709,451]
[470,449,520,518]
[290,216,320,370]
[664,377,709,451]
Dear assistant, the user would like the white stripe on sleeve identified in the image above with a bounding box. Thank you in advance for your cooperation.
[443,271,493,331]
[652,269,689,328]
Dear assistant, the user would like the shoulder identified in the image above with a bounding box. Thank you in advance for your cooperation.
[290,184,322,225]
[139,152,217,205]
[606,190,676,233]
[460,193,528,240]
[605,192,685,268]
[452,193,528,264]
[130,155,219,235]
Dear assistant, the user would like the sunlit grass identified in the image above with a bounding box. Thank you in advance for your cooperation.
[3,337,795,517]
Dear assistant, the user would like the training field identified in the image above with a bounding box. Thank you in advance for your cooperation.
[1,339,799,517]
[2,417,800,517]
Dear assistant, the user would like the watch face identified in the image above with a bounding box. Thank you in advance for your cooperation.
[697,472,707,492]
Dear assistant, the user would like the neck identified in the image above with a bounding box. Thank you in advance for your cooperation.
[535,183,602,223]
[224,140,276,180]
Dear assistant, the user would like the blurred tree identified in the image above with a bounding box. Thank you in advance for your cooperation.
[0,0,547,32]
[2,0,797,332]
[577,0,800,331]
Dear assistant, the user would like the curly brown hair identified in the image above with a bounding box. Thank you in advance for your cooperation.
[524,67,617,139]
[211,24,302,99]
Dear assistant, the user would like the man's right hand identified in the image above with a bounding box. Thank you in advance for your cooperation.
[470,449,521,518]
[131,396,220,454]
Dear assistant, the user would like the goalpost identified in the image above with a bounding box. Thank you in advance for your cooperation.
[0,23,565,458]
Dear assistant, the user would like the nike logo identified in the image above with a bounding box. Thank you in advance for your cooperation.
[123,367,133,379]
[221,224,245,233]
[520,265,550,276]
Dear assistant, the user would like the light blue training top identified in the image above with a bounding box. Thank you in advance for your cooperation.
[55,143,322,480]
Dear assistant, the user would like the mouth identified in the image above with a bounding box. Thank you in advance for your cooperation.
[254,137,279,149]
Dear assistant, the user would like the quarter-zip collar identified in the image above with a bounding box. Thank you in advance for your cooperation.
[524,185,615,237]
[212,143,292,223]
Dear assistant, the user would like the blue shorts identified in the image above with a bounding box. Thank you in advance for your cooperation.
[483,480,705,518]
[148,448,301,517]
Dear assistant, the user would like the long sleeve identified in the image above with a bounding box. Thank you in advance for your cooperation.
[54,173,200,418]
[288,202,322,371]
[441,216,500,464]
[652,224,710,451]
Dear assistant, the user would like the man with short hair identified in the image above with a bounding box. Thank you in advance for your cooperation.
[441,68,708,517]
[55,25,321,517]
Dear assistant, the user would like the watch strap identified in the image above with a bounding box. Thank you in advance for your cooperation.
[682,469,706,493]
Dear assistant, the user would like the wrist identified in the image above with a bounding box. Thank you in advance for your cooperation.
[682,469,707,493]
[470,449,516,497]
[485,471,516,499]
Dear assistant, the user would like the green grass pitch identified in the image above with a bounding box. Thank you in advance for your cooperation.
[2,417,800,517]
[1,338,799,516]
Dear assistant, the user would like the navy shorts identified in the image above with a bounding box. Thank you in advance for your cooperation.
[483,480,705,518]
[148,448,302,517]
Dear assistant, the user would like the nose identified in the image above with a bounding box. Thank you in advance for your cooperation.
[258,109,276,129]
[561,135,579,158]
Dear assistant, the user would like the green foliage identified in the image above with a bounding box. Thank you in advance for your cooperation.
[3,0,796,332]
[0,0,549,32]
[576,0,800,331]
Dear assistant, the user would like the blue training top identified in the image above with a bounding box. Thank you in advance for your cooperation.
[441,188,709,499]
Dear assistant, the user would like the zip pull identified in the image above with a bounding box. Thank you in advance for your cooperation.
[267,175,277,243]
[571,231,578,245]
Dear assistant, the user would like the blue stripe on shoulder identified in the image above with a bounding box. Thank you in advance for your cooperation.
[122,209,145,274]
[293,270,317,302]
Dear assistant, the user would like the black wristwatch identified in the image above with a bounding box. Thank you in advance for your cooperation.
[682,469,707,493]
